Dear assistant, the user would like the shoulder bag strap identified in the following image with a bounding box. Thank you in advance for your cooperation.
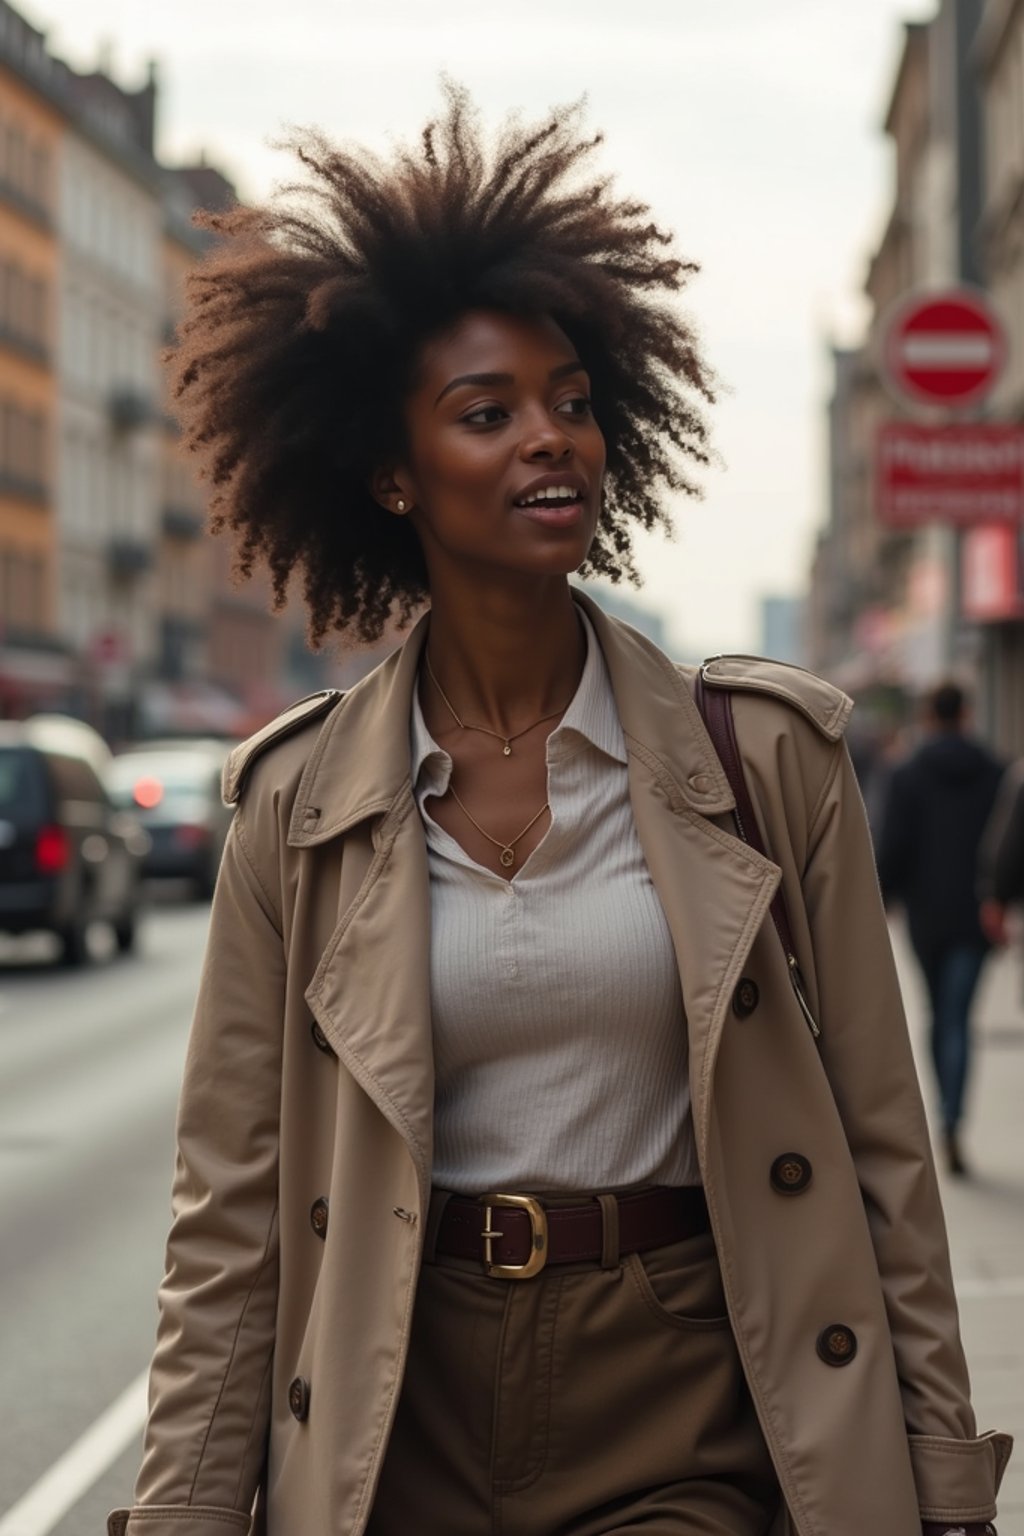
[693,670,820,1040]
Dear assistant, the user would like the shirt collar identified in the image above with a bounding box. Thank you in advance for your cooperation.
[548,608,628,764]
[409,607,627,793]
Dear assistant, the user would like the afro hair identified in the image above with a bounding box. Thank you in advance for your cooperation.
[168,83,715,643]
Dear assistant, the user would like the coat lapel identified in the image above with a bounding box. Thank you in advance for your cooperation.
[629,767,780,1159]
[305,788,435,1206]
[576,592,783,1160]
[296,617,436,1209]
[293,589,784,1188]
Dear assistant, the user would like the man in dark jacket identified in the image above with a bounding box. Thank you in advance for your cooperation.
[877,682,1004,1176]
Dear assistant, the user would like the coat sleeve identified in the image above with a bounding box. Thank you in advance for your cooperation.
[801,744,1012,1523]
[108,809,285,1536]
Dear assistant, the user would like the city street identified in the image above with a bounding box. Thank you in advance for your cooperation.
[0,899,208,1536]
[0,904,1021,1534]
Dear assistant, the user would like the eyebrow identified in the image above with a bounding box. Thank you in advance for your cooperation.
[434,358,588,406]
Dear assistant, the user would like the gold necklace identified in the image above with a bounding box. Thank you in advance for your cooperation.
[447,783,549,870]
[425,650,570,758]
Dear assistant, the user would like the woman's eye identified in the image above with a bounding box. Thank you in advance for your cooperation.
[556,396,593,418]
[461,404,508,426]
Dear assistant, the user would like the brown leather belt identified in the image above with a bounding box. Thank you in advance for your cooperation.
[435,1186,709,1280]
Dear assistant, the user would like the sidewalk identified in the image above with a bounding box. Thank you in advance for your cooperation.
[891,917,1024,1524]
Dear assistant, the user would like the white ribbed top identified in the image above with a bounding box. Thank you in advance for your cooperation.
[411,611,699,1195]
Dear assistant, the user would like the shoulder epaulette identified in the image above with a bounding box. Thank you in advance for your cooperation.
[222,689,344,806]
[699,655,852,742]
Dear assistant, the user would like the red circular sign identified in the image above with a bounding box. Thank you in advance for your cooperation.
[884,288,1006,410]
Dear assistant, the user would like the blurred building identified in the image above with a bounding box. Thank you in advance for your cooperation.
[976,0,1024,751]
[0,0,348,737]
[58,55,164,739]
[760,595,807,666]
[807,0,1024,746]
[0,0,63,714]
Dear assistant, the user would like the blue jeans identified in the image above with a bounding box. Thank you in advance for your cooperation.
[919,944,987,1133]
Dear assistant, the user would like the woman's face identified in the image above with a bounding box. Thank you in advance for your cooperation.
[387,309,606,585]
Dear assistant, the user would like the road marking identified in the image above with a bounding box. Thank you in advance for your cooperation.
[0,1370,148,1536]
[956,1277,1024,1300]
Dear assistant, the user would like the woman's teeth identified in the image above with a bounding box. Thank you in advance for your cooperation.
[515,486,581,506]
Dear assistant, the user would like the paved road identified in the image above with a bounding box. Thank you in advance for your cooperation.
[0,905,1021,1533]
[0,900,210,1536]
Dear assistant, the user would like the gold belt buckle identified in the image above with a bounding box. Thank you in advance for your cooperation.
[478,1192,549,1279]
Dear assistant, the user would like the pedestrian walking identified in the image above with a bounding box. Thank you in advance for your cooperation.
[877,682,1004,1177]
[110,89,1010,1536]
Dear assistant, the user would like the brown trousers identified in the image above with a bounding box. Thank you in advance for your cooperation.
[368,1200,780,1535]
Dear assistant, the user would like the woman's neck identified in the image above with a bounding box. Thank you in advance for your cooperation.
[423,578,585,734]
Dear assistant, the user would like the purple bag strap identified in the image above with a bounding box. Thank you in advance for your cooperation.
[693,669,820,1040]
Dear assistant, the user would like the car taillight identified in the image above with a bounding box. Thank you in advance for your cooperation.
[133,777,163,809]
[174,823,212,848]
[35,824,70,873]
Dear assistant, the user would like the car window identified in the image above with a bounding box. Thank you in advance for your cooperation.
[48,752,105,803]
[0,747,49,823]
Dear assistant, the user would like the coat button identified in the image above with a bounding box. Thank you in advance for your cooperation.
[310,1198,329,1239]
[770,1153,812,1195]
[816,1324,857,1366]
[732,978,760,1018]
[288,1376,310,1420]
[310,1020,332,1054]
[688,773,712,796]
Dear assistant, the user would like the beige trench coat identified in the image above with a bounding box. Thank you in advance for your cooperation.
[110,591,1011,1536]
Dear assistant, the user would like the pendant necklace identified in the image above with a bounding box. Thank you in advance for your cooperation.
[447,783,549,870]
[424,650,570,758]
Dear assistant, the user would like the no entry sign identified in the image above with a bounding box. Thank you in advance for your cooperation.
[883,288,1006,410]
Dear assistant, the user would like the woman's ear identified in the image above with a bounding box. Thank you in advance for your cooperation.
[370,467,415,517]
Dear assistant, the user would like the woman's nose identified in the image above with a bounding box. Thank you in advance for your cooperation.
[519,410,573,461]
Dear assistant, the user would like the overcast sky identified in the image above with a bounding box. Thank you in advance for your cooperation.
[28,0,935,655]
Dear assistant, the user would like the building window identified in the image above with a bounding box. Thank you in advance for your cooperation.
[0,398,47,499]
[0,116,52,226]
[0,257,48,356]
[29,144,49,210]
[0,547,45,633]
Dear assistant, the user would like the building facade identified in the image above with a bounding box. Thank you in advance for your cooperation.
[808,1,1014,743]
[0,0,63,714]
[976,0,1024,753]
[58,69,164,737]
[0,0,352,735]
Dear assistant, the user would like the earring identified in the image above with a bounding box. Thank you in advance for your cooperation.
[395,498,408,514]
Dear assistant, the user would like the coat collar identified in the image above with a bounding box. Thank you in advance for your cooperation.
[288,587,735,847]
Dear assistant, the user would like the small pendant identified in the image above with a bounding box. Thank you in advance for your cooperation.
[499,847,515,868]
[503,742,512,756]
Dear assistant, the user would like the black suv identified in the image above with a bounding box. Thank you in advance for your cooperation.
[0,716,148,964]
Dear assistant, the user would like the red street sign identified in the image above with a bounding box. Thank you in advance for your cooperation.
[883,288,1006,410]
[961,525,1024,622]
[875,421,1024,529]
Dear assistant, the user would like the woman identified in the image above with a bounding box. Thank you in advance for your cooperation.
[110,89,1010,1536]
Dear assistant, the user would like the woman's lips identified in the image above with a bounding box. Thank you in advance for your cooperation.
[514,502,585,528]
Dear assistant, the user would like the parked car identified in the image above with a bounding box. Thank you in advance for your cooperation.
[106,742,233,898]
[0,715,149,964]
